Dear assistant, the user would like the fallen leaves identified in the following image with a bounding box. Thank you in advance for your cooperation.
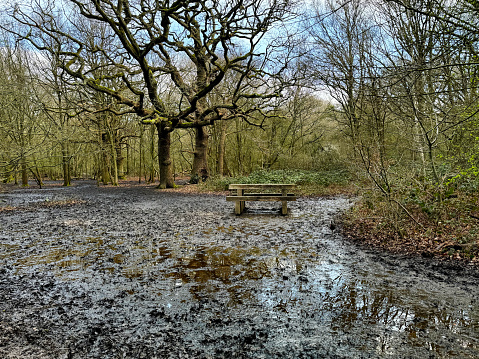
[341,193,479,265]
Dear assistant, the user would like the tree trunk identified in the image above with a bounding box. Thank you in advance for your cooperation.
[21,156,28,187]
[139,127,143,183]
[30,165,44,188]
[149,125,156,183]
[100,143,111,185]
[116,145,125,180]
[191,126,209,183]
[217,121,227,177]
[108,132,119,186]
[156,123,175,189]
[126,140,131,178]
[61,142,71,186]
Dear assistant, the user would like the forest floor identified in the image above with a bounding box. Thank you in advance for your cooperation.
[2,179,478,266]
[0,179,479,358]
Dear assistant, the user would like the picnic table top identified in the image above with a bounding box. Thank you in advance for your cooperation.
[228,183,296,190]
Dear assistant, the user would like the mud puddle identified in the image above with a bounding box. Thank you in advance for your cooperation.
[0,182,478,358]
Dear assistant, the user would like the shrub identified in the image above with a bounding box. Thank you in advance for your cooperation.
[204,169,351,192]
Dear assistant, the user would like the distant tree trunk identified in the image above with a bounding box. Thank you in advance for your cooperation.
[139,127,144,183]
[217,121,227,177]
[126,140,131,177]
[61,142,71,186]
[101,150,110,185]
[235,118,243,175]
[149,125,156,183]
[191,126,209,183]
[156,123,175,189]
[116,143,125,180]
[30,164,44,188]
[108,131,119,186]
[21,156,28,187]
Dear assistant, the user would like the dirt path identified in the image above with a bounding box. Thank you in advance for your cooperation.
[1,181,478,358]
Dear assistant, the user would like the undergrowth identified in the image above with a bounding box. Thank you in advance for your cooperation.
[201,169,354,196]
[341,179,479,264]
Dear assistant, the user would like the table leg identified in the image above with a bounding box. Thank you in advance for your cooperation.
[235,189,244,215]
[281,188,288,215]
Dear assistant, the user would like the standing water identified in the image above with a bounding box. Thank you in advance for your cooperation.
[0,182,478,358]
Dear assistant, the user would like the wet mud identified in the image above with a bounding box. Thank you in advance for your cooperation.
[0,181,478,358]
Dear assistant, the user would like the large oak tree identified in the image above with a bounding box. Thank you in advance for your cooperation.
[8,0,296,187]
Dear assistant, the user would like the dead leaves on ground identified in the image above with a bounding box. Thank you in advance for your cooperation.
[341,195,479,265]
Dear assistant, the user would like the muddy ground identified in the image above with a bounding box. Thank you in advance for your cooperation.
[0,181,478,358]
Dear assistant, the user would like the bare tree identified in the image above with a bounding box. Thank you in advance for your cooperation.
[0,33,45,186]
[304,0,373,148]
[7,0,297,188]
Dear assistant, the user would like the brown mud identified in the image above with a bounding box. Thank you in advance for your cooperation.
[0,181,478,358]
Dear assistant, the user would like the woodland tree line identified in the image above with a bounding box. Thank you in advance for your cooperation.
[0,0,478,208]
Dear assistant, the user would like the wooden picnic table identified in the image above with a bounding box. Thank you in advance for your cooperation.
[226,183,297,215]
